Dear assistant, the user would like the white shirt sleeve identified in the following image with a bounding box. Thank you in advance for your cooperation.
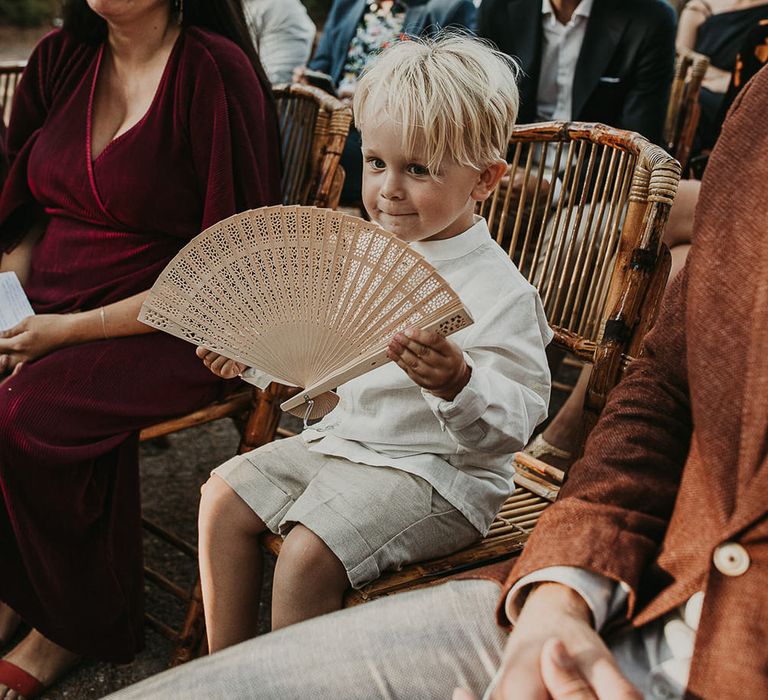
[420,291,552,455]
[504,566,630,631]
[245,0,316,84]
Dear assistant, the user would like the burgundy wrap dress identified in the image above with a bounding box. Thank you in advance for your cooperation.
[0,28,281,661]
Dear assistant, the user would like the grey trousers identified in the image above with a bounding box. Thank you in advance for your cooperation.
[105,580,682,700]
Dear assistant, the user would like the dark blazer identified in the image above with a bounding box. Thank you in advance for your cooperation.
[499,67,768,698]
[477,0,676,145]
[309,0,477,84]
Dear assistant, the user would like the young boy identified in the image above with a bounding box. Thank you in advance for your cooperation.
[195,34,553,652]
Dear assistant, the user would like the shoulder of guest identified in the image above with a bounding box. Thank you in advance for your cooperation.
[180,26,255,77]
[621,0,677,25]
[23,28,96,95]
[30,27,88,62]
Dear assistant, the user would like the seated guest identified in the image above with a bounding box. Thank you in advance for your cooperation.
[477,0,676,146]
[479,0,675,465]
[294,0,477,203]
[243,0,316,84]
[107,63,768,700]
[0,0,280,697]
[677,0,768,154]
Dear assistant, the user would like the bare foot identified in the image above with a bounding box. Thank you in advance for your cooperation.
[0,630,79,700]
[0,604,21,650]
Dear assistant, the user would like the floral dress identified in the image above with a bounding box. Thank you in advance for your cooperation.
[337,2,407,95]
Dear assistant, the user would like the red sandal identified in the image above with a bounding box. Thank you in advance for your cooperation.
[0,659,44,699]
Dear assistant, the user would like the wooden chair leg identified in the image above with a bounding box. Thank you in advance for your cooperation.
[168,575,207,667]
[238,384,295,454]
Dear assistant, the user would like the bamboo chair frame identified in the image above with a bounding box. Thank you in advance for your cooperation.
[255,123,680,603]
[0,61,25,127]
[663,49,709,167]
[137,84,352,665]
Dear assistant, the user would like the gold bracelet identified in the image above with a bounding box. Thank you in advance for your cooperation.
[100,306,108,339]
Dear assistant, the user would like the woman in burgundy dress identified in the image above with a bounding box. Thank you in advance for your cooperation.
[0,0,280,695]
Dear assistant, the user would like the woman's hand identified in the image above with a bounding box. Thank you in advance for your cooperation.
[292,65,308,84]
[0,314,76,373]
[196,346,245,379]
[387,327,470,401]
[453,583,641,700]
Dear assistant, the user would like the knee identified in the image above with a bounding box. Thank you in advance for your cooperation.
[0,379,32,454]
[198,474,264,537]
[277,525,346,584]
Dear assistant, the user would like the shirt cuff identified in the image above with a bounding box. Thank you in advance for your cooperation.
[420,354,488,430]
[504,566,628,631]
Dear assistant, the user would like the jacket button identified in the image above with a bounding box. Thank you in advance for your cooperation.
[713,542,750,576]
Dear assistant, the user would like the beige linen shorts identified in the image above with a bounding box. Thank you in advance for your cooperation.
[212,436,479,588]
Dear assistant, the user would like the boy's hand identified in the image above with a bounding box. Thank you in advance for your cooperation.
[196,346,246,380]
[387,327,470,401]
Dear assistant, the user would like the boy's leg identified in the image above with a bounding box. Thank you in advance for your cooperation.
[104,579,507,700]
[272,525,348,629]
[198,475,268,652]
[201,436,330,648]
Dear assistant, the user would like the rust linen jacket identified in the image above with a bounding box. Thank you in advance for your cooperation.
[498,67,768,699]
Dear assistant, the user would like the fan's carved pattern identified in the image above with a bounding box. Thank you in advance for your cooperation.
[139,206,473,416]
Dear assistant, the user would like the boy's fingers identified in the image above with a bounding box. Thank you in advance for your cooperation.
[393,342,443,374]
[405,327,456,358]
[397,331,446,360]
[402,327,436,345]
[389,351,432,381]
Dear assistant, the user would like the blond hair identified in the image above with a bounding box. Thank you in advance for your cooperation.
[354,33,520,176]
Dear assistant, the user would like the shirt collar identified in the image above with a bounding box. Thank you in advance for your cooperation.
[409,215,491,262]
[541,0,594,20]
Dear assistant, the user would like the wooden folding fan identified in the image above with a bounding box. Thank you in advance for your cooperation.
[139,206,473,418]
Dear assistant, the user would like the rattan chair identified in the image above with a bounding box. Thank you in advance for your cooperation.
[137,83,352,665]
[663,49,709,167]
[252,122,680,604]
[150,121,677,657]
[0,61,25,127]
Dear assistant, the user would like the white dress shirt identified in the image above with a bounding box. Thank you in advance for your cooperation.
[244,0,316,84]
[300,217,553,534]
[536,0,594,121]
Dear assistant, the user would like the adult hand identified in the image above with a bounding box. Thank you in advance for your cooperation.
[196,346,245,379]
[453,583,640,700]
[292,65,308,84]
[0,314,75,373]
[387,327,469,401]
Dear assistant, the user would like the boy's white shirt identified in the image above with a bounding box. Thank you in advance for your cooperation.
[299,216,553,534]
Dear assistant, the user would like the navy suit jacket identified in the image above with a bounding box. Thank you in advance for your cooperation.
[477,0,676,145]
[309,0,477,84]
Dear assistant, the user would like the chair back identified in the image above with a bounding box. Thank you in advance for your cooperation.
[663,49,709,165]
[273,83,352,208]
[478,121,680,423]
[0,61,26,127]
